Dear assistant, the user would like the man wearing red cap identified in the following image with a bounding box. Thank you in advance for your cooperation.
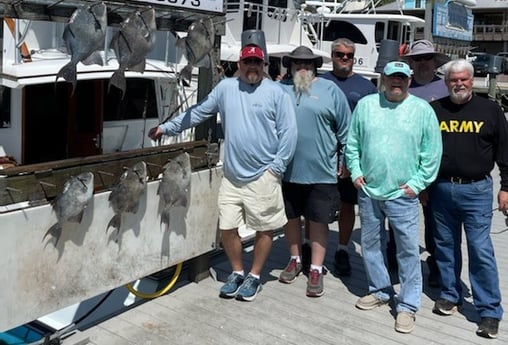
[149,43,297,302]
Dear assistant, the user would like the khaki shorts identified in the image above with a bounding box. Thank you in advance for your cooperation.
[218,170,287,231]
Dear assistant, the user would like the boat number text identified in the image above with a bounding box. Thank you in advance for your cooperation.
[354,58,364,66]
[152,0,202,7]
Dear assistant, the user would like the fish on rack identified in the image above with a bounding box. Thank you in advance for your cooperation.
[109,7,157,97]
[56,2,107,94]
[45,171,94,245]
[176,18,215,83]
[107,161,147,236]
[158,152,192,227]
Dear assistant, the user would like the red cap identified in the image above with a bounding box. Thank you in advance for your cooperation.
[239,46,264,61]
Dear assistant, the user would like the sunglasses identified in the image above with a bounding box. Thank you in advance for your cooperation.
[242,58,264,66]
[293,59,314,65]
[412,54,434,62]
[386,73,409,80]
[333,51,354,60]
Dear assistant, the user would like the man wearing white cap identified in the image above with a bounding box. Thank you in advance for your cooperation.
[346,61,442,333]
[149,43,297,302]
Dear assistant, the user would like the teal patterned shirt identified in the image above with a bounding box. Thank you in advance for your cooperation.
[346,92,442,200]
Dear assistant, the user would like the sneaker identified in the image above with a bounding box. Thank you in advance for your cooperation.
[306,269,324,297]
[279,258,302,284]
[334,249,351,276]
[219,273,244,298]
[476,317,499,339]
[355,294,389,310]
[301,243,311,273]
[432,298,458,316]
[236,274,262,302]
[395,311,415,334]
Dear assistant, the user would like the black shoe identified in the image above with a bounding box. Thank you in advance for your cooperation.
[301,243,311,273]
[334,250,351,276]
[477,317,499,339]
[432,298,458,316]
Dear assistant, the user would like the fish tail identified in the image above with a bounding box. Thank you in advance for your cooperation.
[180,64,193,83]
[107,214,121,233]
[57,62,78,96]
[57,62,76,83]
[44,223,62,246]
[109,70,126,97]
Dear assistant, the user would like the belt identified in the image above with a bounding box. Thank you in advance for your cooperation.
[441,176,487,184]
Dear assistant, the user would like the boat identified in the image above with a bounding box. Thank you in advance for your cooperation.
[221,0,425,80]
[0,0,226,337]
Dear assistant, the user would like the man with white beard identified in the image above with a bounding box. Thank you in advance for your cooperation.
[277,46,350,297]
[429,59,508,339]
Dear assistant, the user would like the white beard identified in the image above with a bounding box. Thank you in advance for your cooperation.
[292,68,314,94]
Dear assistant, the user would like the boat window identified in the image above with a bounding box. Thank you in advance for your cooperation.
[104,78,157,121]
[243,0,263,30]
[375,22,385,44]
[0,86,11,128]
[387,21,401,42]
[318,20,368,44]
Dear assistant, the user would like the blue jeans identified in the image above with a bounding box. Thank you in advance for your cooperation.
[429,177,503,319]
[358,189,422,313]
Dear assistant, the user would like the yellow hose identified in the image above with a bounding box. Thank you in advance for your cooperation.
[126,262,182,299]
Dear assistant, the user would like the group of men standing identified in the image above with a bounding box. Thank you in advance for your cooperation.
[148,35,507,339]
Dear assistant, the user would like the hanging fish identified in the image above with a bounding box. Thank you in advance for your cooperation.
[45,172,94,245]
[107,161,147,235]
[176,18,215,83]
[109,8,157,96]
[157,152,192,226]
[56,2,107,94]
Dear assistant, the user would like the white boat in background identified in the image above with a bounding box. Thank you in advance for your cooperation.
[222,0,425,80]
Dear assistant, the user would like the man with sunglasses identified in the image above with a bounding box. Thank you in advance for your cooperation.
[321,37,377,277]
[386,40,451,286]
[277,46,350,297]
[428,59,508,339]
[346,61,442,333]
[148,43,297,302]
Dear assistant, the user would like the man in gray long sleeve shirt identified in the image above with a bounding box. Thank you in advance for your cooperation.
[149,44,297,301]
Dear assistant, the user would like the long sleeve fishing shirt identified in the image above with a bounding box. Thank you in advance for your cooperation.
[346,92,442,200]
[159,77,297,184]
[279,77,351,184]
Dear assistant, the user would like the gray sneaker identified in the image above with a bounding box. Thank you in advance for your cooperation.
[279,258,302,284]
[355,293,389,310]
[395,311,416,334]
[306,269,324,297]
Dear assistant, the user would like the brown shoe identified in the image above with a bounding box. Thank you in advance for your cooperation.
[355,294,389,310]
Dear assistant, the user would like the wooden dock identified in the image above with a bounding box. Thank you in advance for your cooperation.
[66,179,508,345]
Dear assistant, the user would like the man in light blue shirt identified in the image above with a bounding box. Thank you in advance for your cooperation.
[149,45,297,301]
[346,61,442,334]
[277,46,350,297]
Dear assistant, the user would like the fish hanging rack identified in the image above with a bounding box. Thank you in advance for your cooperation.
[0,140,219,208]
[0,0,226,31]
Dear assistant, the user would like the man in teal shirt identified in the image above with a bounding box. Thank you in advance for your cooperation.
[346,61,442,333]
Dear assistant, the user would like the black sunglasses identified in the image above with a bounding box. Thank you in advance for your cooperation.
[293,59,314,65]
[412,54,434,62]
[242,58,264,66]
[333,51,354,60]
